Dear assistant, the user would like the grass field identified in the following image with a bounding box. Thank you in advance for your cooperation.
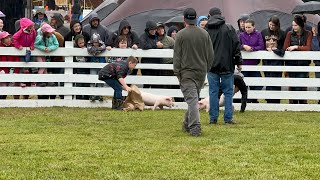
[0,108,319,179]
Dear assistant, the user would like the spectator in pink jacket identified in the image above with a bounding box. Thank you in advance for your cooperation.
[13,18,37,51]
[12,18,37,99]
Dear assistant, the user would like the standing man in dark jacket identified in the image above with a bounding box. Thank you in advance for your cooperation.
[204,7,242,124]
[82,13,110,45]
[174,8,214,136]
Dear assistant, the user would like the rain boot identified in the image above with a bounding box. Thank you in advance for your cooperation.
[112,98,117,109]
[115,99,124,110]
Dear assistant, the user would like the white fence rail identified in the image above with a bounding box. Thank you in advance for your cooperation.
[0,46,320,111]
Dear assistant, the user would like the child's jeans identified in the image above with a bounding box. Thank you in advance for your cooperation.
[104,79,122,99]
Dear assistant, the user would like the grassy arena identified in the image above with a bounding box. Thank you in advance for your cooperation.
[0,108,319,179]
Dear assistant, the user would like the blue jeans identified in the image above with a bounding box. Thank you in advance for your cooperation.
[208,72,234,122]
[104,79,122,99]
[72,14,80,20]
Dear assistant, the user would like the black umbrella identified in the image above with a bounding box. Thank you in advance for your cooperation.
[81,0,118,25]
[164,15,184,28]
[292,1,320,14]
[164,16,184,27]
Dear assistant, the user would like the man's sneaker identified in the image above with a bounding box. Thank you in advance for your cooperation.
[225,120,237,124]
[209,119,217,124]
[189,126,201,137]
[182,122,190,133]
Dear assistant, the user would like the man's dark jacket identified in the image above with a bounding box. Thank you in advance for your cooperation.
[204,15,242,74]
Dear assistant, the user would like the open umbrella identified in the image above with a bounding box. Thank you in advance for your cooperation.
[292,1,320,14]
[164,15,185,30]
[0,11,5,17]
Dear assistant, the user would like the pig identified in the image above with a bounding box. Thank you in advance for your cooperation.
[198,97,210,112]
[140,91,174,110]
[198,96,234,112]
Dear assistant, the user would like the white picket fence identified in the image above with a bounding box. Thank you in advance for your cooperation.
[0,44,320,111]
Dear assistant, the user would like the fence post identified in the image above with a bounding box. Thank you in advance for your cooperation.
[64,41,73,100]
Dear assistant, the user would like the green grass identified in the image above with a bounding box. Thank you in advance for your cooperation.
[0,108,319,179]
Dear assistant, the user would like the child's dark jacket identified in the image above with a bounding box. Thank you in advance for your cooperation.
[98,60,130,80]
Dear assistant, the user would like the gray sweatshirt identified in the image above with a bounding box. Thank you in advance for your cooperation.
[173,26,214,88]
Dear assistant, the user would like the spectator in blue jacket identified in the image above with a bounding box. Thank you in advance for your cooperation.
[311,22,320,104]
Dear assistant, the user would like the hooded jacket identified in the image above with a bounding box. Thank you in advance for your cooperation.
[140,21,158,49]
[12,18,37,49]
[87,33,106,56]
[33,8,48,30]
[51,13,70,39]
[82,13,110,44]
[0,41,20,74]
[106,19,140,48]
[239,29,265,65]
[34,33,59,52]
[197,16,208,27]
[236,14,250,36]
[64,19,90,42]
[204,15,242,74]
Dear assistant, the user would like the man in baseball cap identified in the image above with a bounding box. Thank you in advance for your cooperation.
[183,8,197,25]
[174,7,214,136]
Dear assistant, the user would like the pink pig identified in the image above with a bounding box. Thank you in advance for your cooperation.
[199,96,234,112]
[140,91,174,110]
[198,97,210,112]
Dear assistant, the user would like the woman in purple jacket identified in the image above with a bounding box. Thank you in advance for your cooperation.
[240,19,265,103]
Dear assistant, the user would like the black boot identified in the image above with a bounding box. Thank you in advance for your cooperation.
[115,99,124,110]
[112,98,117,109]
